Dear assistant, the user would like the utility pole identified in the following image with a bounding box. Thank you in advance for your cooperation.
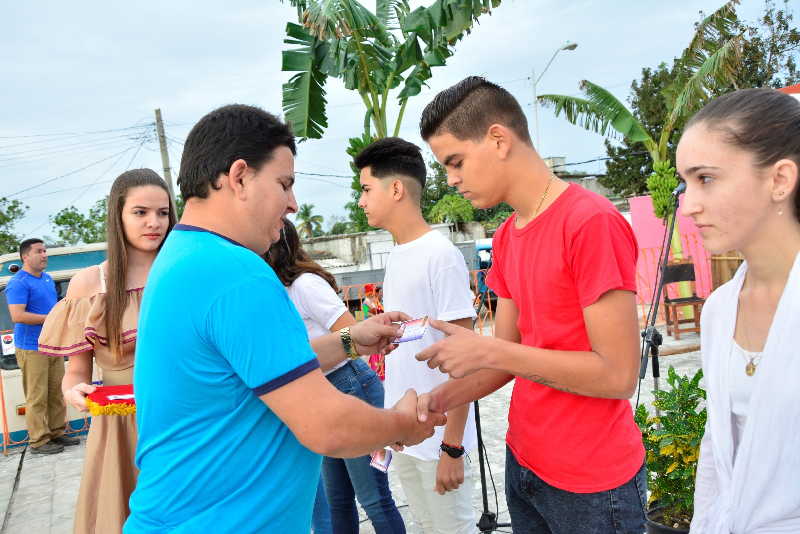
[154,109,175,201]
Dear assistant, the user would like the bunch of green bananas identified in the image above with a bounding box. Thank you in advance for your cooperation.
[646,160,679,221]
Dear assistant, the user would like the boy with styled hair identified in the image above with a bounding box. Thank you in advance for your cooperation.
[415,77,647,533]
[355,137,478,534]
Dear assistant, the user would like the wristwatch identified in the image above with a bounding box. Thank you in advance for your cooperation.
[339,327,360,360]
[440,442,465,459]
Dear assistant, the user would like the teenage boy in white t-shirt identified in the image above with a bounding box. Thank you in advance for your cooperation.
[355,137,478,534]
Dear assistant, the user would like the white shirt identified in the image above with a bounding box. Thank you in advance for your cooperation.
[729,341,760,461]
[382,230,478,461]
[691,255,800,533]
[287,273,348,375]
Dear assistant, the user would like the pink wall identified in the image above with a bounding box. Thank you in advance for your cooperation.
[629,195,712,320]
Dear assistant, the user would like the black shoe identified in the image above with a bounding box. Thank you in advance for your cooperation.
[29,441,64,455]
[51,435,80,446]
[0,354,18,371]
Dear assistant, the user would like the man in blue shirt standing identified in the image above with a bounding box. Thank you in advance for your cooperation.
[126,105,446,534]
[5,238,80,455]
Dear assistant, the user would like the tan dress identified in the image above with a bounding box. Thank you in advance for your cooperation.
[39,266,142,534]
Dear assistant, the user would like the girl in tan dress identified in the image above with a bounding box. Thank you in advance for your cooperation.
[39,169,176,534]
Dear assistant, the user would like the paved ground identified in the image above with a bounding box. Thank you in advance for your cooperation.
[0,330,701,534]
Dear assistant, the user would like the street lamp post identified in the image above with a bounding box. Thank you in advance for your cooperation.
[532,41,578,153]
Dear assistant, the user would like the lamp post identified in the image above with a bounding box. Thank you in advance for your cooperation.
[532,41,578,153]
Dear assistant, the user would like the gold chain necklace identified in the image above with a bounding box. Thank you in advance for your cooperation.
[534,176,554,218]
[738,297,762,376]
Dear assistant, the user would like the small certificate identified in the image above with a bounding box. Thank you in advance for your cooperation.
[394,316,429,343]
[370,449,393,472]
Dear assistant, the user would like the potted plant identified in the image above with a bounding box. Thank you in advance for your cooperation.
[634,367,706,533]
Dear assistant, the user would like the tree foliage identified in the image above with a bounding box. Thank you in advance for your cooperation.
[428,193,474,225]
[282,0,502,230]
[635,368,707,529]
[50,198,107,246]
[421,160,455,220]
[326,215,353,235]
[282,0,502,140]
[601,0,800,197]
[296,203,325,238]
[0,198,28,255]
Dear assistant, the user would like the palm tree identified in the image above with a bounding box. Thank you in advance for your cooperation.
[538,1,743,313]
[295,203,325,238]
[538,0,743,256]
[281,0,503,140]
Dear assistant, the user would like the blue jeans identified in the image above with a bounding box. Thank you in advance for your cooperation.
[322,360,405,534]
[505,446,646,534]
[312,477,333,534]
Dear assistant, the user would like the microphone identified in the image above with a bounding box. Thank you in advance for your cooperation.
[672,181,686,197]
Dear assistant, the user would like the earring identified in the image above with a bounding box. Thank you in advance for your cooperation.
[778,208,784,216]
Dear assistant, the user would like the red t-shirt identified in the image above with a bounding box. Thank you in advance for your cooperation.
[486,183,644,493]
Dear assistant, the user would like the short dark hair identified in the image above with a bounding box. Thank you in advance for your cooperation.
[19,238,43,260]
[686,88,800,223]
[178,104,297,200]
[353,137,427,192]
[420,76,532,145]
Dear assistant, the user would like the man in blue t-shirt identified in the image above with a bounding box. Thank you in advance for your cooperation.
[5,238,79,455]
[125,105,446,534]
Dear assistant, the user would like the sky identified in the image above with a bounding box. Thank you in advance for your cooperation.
[1,0,766,239]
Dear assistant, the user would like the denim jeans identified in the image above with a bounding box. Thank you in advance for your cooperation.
[321,359,406,534]
[312,477,333,534]
[505,446,646,534]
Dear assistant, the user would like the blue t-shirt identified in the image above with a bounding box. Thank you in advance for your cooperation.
[4,270,57,350]
[125,225,321,534]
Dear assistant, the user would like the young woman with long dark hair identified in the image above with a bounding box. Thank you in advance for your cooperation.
[676,88,800,533]
[40,169,176,534]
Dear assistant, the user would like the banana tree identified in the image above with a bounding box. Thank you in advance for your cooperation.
[537,1,744,311]
[281,0,502,140]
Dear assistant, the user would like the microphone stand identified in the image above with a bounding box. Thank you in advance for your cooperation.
[474,400,511,533]
[639,184,684,420]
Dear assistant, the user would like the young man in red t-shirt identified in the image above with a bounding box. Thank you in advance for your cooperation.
[414,77,646,533]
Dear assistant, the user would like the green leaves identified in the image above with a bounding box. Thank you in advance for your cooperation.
[665,35,743,133]
[295,203,325,238]
[0,197,28,255]
[281,0,502,140]
[636,367,706,528]
[50,198,107,246]
[538,81,657,157]
[282,22,330,140]
[428,193,474,224]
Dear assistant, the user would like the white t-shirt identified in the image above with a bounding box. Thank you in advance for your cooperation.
[730,341,760,461]
[287,273,348,376]
[382,230,478,461]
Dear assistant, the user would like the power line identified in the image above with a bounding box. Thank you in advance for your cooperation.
[16,181,114,201]
[0,139,145,170]
[549,151,649,170]
[0,124,152,141]
[4,146,141,199]
[0,133,149,161]
[25,144,139,236]
[0,126,152,151]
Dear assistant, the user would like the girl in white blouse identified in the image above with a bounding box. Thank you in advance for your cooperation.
[676,88,800,533]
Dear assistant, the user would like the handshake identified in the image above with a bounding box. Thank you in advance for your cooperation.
[387,388,447,451]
